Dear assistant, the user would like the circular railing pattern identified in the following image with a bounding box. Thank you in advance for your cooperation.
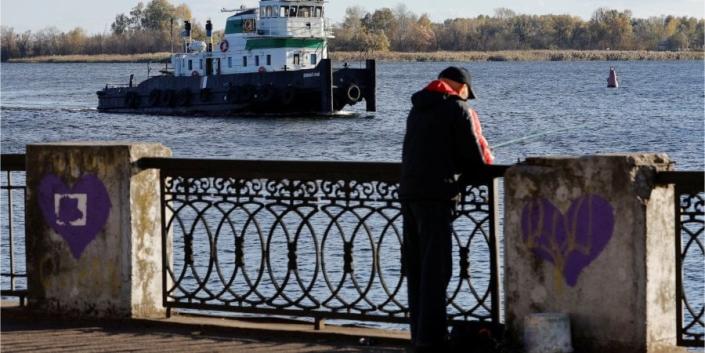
[162,176,499,323]
[678,191,704,345]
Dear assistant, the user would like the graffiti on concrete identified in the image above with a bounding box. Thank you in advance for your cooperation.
[521,194,615,287]
[38,174,111,259]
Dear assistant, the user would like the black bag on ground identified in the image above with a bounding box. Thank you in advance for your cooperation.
[448,321,504,353]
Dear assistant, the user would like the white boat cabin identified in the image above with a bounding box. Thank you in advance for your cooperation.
[172,0,330,77]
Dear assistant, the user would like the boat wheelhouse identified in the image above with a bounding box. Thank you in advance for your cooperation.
[97,0,375,115]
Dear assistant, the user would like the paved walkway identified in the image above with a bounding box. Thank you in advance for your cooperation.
[1,304,407,353]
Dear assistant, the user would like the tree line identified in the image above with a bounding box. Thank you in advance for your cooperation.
[1,0,217,61]
[2,1,703,62]
[332,6,704,52]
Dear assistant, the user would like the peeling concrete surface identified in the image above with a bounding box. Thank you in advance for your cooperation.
[503,154,682,353]
[26,142,171,319]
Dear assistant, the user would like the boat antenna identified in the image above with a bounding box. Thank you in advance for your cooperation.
[170,17,174,55]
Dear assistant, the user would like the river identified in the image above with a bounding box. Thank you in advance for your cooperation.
[1,61,703,169]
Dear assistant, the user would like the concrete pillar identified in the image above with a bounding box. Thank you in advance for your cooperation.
[503,154,682,353]
[26,142,171,319]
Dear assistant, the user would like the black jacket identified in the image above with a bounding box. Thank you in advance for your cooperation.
[400,83,486,201]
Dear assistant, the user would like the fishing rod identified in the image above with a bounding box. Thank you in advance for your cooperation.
[491,122,590,150]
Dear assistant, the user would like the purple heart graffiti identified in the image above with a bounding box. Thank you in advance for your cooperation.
[38,174,112,259]
[521,194,614,287]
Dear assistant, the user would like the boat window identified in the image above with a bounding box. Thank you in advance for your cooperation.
[289,6,297,17]
[243,56,248,67]
[266,55,271,66]
[255,55,260,67]
[188,60,192,71]
[243,19,255,32]
[265,6,272,17]
[228,57,232,68]
[293,53,300,65]
[315,7,323,17]
[310,53,317,65]
[300,6,311,18]
[280,6,288,17]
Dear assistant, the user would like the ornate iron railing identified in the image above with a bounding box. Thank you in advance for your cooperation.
[657,171,704,347]
[138,158,508,326]
[0,154,28,305]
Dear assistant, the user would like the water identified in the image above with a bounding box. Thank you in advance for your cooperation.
[1,61,703,169]
[1,61,703,334]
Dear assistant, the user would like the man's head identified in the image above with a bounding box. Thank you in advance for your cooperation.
[438,66,476,100]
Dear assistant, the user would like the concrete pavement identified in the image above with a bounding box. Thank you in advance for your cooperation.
[1,303,408,353]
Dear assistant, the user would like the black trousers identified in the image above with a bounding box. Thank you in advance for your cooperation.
[402,201,454,348]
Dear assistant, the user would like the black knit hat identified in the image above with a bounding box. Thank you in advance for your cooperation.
[438,66,477,99]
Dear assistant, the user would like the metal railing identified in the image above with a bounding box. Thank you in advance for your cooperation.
[3,152,701,343]
[0,154,28,306]
[138,157,508,327]
[657,171,705,347]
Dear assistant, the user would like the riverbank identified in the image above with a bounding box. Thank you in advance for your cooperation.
[6,50,704,63]
[332,50,705,62]
[8,52,172,63]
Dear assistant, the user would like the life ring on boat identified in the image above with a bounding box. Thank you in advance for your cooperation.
[148,90,162,106]
[176,88,191,106]
[220,40,229,52]
[280,87,296,106]
[258,66,267,73]
[191,71,200,77]
[346,83,362,103]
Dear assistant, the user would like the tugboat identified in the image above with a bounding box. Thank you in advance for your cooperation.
[97,1,376,115]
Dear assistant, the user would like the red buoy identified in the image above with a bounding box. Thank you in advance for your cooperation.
[607,67,619,88]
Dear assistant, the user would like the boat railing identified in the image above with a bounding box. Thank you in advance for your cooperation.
[104,83,131,90]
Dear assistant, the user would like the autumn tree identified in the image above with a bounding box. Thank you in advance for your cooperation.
[1,26,17,61]
[2,4,704,61]
[589,8,635,49]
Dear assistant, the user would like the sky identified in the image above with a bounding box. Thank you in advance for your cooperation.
[2,0,704,34]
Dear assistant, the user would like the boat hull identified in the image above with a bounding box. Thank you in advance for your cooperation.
[97,59,375,116]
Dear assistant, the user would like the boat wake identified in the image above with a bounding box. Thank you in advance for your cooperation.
[0,105,98,113]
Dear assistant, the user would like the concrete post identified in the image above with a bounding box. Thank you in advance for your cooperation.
[503,154,682,353]
[26,142,171,319]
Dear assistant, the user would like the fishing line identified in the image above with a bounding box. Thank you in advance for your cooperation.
[492,122,591,150]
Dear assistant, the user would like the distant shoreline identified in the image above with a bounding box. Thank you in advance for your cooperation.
[6,50,704,63]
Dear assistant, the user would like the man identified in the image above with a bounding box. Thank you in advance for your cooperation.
[400,66,493,352]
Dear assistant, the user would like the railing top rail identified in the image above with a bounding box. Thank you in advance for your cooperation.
[137,157,510,181]
[656,171,704,192]
[1,154,26,172]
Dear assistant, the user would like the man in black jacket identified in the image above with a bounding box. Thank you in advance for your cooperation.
[400,67,493,352]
